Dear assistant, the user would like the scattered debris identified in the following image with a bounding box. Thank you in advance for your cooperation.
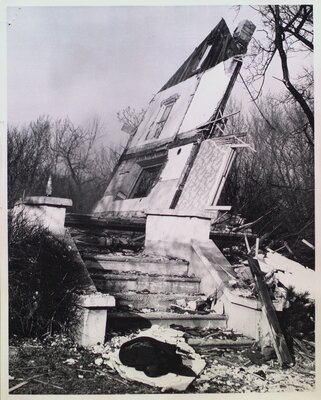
[169,295,215,314]
[94,357,104,366]
[9,328,315,394]
[63,358,77,365]
[258,250,315,299]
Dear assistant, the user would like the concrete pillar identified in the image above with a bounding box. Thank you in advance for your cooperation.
[144,209,213,261]
[12,196,72,235]
[74,293,116,347]
[12,196,116,345]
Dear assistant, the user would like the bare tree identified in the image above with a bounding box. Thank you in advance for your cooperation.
[8,117,120,213]
[117,106,146,135]
[222,95,314,266]
[51,118,121,212]
[51,118,99,186]
[242,5,314,142]
[7,116,53,207]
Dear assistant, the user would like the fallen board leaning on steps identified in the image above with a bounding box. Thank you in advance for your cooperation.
[248,257,293,368]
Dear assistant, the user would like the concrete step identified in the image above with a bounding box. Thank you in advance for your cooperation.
[109,292,205,311]
[107,311,227,331]
[84,254,189,276]
[91,272,200,295]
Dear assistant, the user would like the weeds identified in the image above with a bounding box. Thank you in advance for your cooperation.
[8,212,82,338]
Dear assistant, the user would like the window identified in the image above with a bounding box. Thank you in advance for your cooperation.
[194,44,212,71]
[129,164,163,199]
[153,102,174,139]
[145,94,178,140]
[209,147,236,207]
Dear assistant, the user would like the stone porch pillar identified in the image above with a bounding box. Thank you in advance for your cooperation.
[144,209,214,261]
[13,196,72,235]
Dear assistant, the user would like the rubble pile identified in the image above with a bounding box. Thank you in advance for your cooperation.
[92,325,315,393]
[170,325,244,341]
[169,296,213,314]
[228,265,256,299]
[193,346,315,393]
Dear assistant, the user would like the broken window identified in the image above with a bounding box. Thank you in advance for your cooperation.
[194,44,212,71]
[129,164,163,199]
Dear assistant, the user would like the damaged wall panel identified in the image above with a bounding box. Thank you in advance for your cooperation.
[160,144,194,181]
[177,139,232,210]
[178,62,231,134]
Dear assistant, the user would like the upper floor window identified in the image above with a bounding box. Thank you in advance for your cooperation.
[194,43,212,71]
[145,94,179,140]
[154,102,175,139]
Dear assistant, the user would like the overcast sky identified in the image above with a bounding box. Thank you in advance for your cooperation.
[7,5,312,148]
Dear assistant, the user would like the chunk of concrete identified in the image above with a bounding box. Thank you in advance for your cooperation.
[144,209,212,260]
[73,293,115,347]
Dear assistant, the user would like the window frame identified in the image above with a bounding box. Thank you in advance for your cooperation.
[194,43,213,71]
[145,94,179,141]
[128,163,164,199]
[206,146,236,209]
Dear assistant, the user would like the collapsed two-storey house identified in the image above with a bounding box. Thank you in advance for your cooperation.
[93,18,255,218]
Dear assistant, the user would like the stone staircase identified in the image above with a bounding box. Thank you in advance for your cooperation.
[82,252,228,332]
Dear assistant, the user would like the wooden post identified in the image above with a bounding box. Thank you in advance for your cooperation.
[248,257,293,367]
[255,237,260,258]
[244,233,251,254]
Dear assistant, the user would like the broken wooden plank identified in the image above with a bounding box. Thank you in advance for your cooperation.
[284,241,295,256]
[131,234,145,242]
[9,380,30,393]
[232,208,275,232]
[32,379,64,390]
[244,234,251,254]
[292,337,315,360]
[248,257,293,367]
[9,373,46,393]
[301,239,315,250]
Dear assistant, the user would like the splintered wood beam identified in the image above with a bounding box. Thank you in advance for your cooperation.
[248,257,293,368]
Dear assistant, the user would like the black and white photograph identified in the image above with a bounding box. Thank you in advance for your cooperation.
[1,1,318,397]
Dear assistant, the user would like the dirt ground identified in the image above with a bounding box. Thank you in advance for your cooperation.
[8,330,315,395]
